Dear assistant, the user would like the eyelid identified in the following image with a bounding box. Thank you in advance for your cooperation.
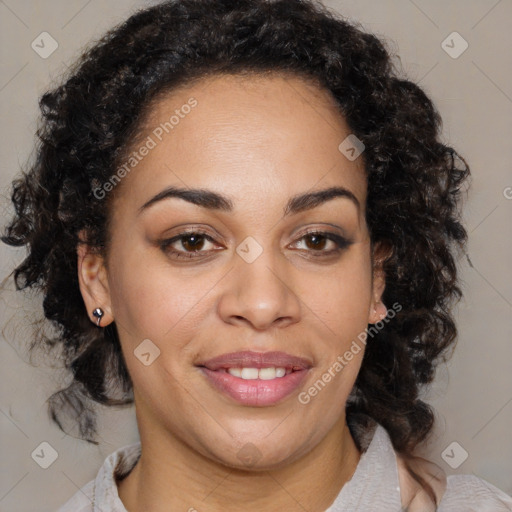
[159,229,221,249]
[292,224,347,239]
[290,222,349,238]
[288,228,352,251]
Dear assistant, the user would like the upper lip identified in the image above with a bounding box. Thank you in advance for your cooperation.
[198,351,313,371]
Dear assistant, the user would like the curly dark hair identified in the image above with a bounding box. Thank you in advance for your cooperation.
[1,0,468,468]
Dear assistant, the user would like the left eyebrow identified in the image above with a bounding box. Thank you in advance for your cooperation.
[283,186,360,216]
[137,185,360,216]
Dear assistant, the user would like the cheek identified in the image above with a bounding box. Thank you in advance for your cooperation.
[107,246,209,345]
[303,247,373,334]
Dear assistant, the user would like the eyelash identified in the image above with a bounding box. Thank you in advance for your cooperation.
[158,229,352,261]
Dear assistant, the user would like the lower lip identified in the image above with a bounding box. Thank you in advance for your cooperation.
[199,368,309,406]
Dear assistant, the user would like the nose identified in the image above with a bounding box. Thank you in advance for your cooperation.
[217,249,301,331]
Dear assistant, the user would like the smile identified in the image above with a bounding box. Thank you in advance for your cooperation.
[197,351,311,406]
[223,367,291,379]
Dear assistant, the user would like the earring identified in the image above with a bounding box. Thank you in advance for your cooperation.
[373,301,387,320]
[92,307,104,327]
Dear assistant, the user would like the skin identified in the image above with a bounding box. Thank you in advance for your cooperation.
[78,72,388,512]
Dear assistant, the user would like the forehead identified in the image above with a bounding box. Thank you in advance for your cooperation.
[111,72,367,215]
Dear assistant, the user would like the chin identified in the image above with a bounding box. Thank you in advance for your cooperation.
[202,435,310,472]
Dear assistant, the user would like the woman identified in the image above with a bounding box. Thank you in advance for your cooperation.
[2,0,511,510]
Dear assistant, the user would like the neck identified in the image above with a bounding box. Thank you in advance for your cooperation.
[118,413,360,512]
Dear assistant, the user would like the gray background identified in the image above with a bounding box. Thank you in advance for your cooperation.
[0,1,511,510]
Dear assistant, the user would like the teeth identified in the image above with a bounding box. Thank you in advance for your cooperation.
[227,367,289,380]
[259,368,277,380]
[241,368,259,380]
[228,368,242,378]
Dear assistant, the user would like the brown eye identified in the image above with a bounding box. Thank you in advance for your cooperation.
[290,230,352,257]
[159,231,222,260]
[303,233,328,250]
[180,234,206,252]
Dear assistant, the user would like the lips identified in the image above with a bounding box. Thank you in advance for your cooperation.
[198,350,312,371]
[197,351,312,407]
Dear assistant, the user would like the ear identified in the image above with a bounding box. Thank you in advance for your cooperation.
[368,241,391,324]
[77,229,114,327]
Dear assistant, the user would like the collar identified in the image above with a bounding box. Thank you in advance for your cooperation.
[325,424,402,511]
[93,441,141,512]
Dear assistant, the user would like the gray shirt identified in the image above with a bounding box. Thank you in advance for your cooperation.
[57,424,512,511]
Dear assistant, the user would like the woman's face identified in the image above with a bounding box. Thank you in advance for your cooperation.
[79,73,385,469]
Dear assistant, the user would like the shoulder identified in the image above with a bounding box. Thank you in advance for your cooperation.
[56,479,95,512]
[395,451,512,511]
[438,474,512,511]
[349,418,511,511]
[56,441,141,512]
